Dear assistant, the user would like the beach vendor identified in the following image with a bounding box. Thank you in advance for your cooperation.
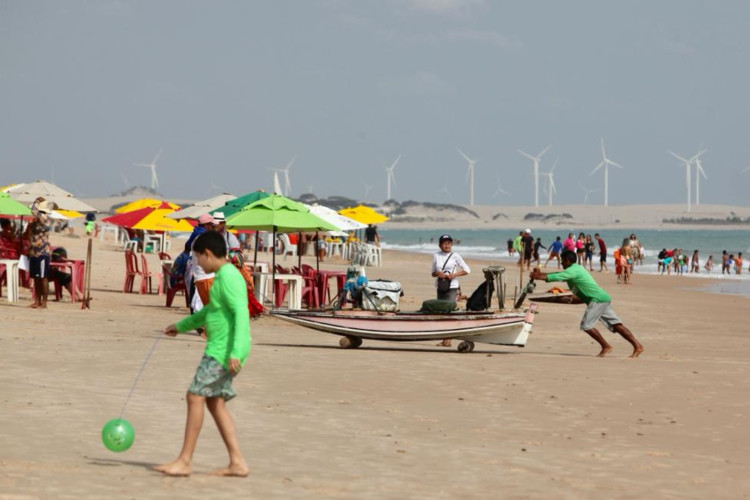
[530,250,644,358]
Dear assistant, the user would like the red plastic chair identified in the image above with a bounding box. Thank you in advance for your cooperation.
[139,254,162,295]
[123,251,142,293]
[158,252,172,261]
[298,265,319,309]
[163,263,189,307]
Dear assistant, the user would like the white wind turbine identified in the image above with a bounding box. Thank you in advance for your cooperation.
[518,145,551,207]
[491,177,510,199]
[384,154,401,200]
[457,148,478,206]
[668,150,692,212]
[590,138,622,206]
[133,149,162,190]
[272,170,283,194]
[578,182,600,205]
[691,149,708,206]
[540,159,558,206]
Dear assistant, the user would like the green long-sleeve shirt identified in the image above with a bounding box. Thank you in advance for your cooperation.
[176,263,251,368]
[546,263,612,304]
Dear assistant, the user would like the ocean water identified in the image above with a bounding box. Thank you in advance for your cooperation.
[379,227,750,290]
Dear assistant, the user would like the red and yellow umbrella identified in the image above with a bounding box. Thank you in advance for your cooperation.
[102,202,193,232]
[114,198,181,214]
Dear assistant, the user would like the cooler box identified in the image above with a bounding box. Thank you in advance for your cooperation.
[362,280,403,312]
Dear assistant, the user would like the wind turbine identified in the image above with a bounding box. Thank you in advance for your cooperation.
[589,138,622,206]
[691,149,708,206]
[578,182,600,205]
[133,149,162,190]
[517,145,551,207]
[457,148,478,206]
[540,159,558,206]
[491,177,510,200]
[668,150,692,212]
[384,154,401,200]
[272,170,283,194]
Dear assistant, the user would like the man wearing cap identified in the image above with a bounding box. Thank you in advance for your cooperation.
[187,214,218,320]
[25,197,56,309]
[431,234,471,347]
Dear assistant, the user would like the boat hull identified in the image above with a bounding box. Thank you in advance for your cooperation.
[271,308,535,347]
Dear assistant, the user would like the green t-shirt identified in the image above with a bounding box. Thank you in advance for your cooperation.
[513,236,523,252]
[176,263,251,368]
[546,263,611,304]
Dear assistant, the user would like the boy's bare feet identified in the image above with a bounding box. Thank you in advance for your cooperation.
[596,346,613,357]
[436,339,452,347]
[629,346,644,358]
[210,462,249,477]
[153,459,191,477]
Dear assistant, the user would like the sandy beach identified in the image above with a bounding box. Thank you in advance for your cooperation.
[1,231,749,499]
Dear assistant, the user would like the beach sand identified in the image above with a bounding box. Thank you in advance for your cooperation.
[1,233,748,499]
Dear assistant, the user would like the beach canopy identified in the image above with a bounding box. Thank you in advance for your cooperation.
[115,198,181,214]
[226,194,340,233]
[102,202,193,232]
[338,205,389,225]
[0,192,32,217]
[5,180,97,213]
[308,204,367,232]
[212,190,271,219]
[168,193,237,220]
[56,209,84,219]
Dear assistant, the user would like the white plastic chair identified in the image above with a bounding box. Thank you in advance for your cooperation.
[279,234,298,260]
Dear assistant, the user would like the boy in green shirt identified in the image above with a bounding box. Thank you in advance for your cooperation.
[530,250,643,358]
[155,231,251,477]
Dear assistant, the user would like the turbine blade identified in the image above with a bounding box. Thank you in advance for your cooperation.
[550,158,558,172]
[608,159,624,169]
[517,150,535,161]
[457,148,472,162]
[600,137,607,159]
[391,154,401,170]
[668,151,690,163]
[590,162,604,175]
[286,156,297,170]
[537,144,552,158]
[153,149,163,163]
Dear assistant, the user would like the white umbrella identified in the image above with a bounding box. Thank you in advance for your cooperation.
[167,193,236,220]
[307,203,367,232]
[6,180,97,212]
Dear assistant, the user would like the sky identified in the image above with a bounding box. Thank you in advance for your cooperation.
[2,0,750,207]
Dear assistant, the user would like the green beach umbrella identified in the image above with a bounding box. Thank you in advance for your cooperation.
[226,194,339,233]
[213,190,272,218]
[227,194,340,308]
[0,192,32,216]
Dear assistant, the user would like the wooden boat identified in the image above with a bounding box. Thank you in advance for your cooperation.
[270,304,537,353]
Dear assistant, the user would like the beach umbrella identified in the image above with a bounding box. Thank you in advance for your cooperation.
[115,198,180,214]
[0,192,32,217]
[167,193,237,220]
[212,190,271,218]
[56,209,84,219]
[6,180,97,212]
[308,204,367,232]
[227,194,340,306]
[338,205,389,225]
[102,202,194,232]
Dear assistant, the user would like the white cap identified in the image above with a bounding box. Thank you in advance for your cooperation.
[524,228,531,234]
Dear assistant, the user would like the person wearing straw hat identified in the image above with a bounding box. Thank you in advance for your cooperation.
[25,197,56,309]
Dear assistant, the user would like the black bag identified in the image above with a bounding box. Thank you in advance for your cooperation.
[436,253,453,293]
[420,299,458,313]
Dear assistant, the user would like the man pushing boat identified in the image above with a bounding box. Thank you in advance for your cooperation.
[530,250,644,358]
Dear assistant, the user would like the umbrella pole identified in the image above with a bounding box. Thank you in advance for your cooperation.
[315,231,320,273]
[271,227,277,310]
[253,231,259,267]
[297,231,302,270]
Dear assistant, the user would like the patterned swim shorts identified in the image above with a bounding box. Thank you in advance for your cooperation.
[188,355,236,401]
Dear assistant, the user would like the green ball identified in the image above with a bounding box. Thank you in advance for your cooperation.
[101,418,135,452]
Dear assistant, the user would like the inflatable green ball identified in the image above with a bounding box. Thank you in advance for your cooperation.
[101,418,135,452]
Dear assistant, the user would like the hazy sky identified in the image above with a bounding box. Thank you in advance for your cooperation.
[2,0,750,207]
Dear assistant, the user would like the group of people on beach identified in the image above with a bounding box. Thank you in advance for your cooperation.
[510,231,643,285]
[657,248,747,275]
